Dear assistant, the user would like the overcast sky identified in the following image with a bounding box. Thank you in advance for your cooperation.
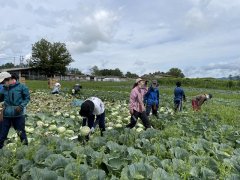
[0,0,240,78]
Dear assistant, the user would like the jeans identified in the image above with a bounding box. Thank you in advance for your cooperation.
[82,111,106,136]
[126,110,151,129]
[174,99,183,112]
[0,116,28,149]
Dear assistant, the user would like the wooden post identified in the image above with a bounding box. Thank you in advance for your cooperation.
[48,78,57,89]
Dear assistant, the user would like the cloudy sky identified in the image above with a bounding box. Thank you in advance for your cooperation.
[0,0,240,78]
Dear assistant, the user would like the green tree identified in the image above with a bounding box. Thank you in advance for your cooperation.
[90,65,100,76]
[67,68,83,75]
[0,63,15,69]
[125,71,139,78]
[227,80,234,89]
[167,68,185,78]
[30,38,73,77]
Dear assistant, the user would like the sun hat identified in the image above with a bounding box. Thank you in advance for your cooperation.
[0,72,11,83]
[55,82,61,86]
[135,78,144,83]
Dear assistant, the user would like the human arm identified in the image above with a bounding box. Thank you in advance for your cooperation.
[129,90,136,114]
[20,85,30,109]
[182,90,186,101]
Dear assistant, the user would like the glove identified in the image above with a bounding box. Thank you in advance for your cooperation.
[90,127,95,133]
[15,106,23,113]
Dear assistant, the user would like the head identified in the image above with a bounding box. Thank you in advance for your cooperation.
[136,78,145,88]
[79,100,94,117]
[55,82,61,87]
[204,93,212,100]
[152,80,158,87]
[0,72,12,86]
[75,84,82,89]
[207,94,213,99]
[176,81,181,87]
[11,73,19,81]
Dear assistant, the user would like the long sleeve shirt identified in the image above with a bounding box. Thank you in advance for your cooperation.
[192,94,207,106]
[129,86,147,113]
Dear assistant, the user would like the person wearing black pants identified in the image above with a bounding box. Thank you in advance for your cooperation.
[144,80,159,117]
[127,110,151,129]
[126,78,152,129]
[79,97,105,137]
[0,72,30,149]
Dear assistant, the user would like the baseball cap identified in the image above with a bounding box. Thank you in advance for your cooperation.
[0,72,11,83]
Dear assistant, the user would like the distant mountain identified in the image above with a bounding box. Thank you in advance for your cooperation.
[219,75,240,80]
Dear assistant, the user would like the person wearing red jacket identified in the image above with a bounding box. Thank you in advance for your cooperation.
[192,94,212,111]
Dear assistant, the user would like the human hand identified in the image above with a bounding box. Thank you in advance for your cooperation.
[15,106,22,113]
[130,109,133,115]
[90,127,95,133]
[90,127,95,134]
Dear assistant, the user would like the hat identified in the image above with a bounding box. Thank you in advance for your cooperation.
[79,100,94,117]
[55,82,61,87]
[0,72,11,83]
[152,80,158,84]
[135,78,144,83]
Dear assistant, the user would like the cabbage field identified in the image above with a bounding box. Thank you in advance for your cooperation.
[0,81,240,179]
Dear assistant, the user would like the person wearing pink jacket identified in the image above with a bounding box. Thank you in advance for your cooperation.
[126,78,151,129]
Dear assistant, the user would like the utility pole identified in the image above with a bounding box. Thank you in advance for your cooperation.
[20,56,24,67]
[14,57,16,66]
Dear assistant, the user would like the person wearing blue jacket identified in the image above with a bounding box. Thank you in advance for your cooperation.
[0,72,30,149]
[0,82,4,134]
[174,81,186,112]
[144,80,159,117]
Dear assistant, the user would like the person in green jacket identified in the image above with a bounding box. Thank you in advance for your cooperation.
[0,72,30,149]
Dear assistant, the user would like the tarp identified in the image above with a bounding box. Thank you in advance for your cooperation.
[71,99,84,107]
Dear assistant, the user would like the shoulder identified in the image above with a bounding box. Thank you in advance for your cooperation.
[131,87,137,93]
[19,83,29,90]
[130,87,138,96]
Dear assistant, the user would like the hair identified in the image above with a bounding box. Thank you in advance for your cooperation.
[79,100,94,117]
[11,73,19,81]
[132,82,138,89]
[176,81,181,87]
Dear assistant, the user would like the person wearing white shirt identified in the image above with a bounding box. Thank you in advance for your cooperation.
[79,97,105,137]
